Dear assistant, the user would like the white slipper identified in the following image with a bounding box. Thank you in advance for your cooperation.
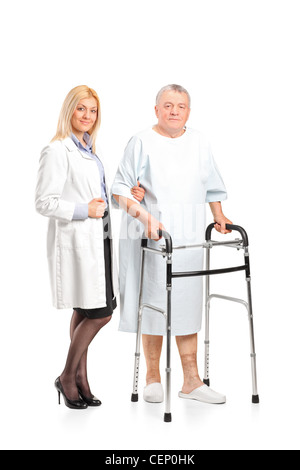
[178,384,226,404]
[143,383,164,403]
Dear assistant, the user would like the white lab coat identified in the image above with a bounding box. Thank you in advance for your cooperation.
[112,128,227,336]
[35,137,118,309]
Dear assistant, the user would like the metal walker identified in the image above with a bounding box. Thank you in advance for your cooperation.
[131,224,259,422]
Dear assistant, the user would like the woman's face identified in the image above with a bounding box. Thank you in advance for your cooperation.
[71,97,98,135]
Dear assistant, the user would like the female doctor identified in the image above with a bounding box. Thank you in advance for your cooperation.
[35,85,144,409]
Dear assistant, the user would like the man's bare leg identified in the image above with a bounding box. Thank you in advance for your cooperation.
[176,333,204,394]
[142,334,163,385]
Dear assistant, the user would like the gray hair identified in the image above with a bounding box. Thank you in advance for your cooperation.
[156,84,191,107]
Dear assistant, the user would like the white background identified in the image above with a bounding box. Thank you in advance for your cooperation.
[1,0,300,450]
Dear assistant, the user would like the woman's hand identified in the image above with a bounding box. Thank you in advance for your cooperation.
[131,181,145,202]
[88,198,106,218]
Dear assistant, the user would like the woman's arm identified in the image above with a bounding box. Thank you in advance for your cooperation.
[35,143,75,221]
[35,143,107,221]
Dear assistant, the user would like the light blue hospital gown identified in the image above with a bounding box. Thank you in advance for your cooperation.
[111,127,227,336]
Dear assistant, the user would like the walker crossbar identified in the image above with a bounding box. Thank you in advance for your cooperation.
[172,264,247,278]
[131,224,259,423]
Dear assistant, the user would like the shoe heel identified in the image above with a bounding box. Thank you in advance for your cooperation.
[54,377,88,409]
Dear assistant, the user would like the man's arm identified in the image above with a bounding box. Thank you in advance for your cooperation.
[209,201,232,234]
[113,194,165,241]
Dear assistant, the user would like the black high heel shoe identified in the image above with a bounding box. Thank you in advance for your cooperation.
[77,386,102,407]
[55,377,88,410]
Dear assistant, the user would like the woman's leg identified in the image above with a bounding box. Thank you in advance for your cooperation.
[69,310,92,398]
[60,313,112,400]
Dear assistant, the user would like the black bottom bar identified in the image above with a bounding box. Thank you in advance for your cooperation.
[131,393,138,402]
[164,413,172,423]
[252,395,260,404]
[172,265,247,279]
[203,379,210,386]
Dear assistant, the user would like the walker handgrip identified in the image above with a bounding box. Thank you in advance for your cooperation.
[141,230,173,253]
[205,223,249,247]
[158,230,173,254]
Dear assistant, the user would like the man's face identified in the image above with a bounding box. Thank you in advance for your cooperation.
[155,90,190,136]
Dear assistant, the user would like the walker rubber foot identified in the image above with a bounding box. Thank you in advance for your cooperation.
[203,379,210,387]
[131,393,139,402]
[164,413,172,423]
[252,395,260,404]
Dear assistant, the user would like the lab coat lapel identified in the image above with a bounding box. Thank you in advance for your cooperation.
[62,136,94,160]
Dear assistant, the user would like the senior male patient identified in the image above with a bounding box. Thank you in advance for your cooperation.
[112,84,232,405]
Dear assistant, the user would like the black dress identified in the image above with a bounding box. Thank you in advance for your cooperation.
[74,210,117,319]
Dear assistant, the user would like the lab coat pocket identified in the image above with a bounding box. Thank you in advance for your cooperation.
[57,220,89,250]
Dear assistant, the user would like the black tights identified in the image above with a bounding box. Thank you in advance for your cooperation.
[59,310,112,400]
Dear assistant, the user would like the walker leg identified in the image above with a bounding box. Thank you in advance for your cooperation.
[203,344,210,386]
[164,256,172,423]
[164,329,172,421]
[247,281,259,404]
[164,345,172,423]
[245,248,259,404]
[131,306,143,402]
[131,248,145,403]
[203,247,211,387]
[203,310,210,387]
[203,301,210,387]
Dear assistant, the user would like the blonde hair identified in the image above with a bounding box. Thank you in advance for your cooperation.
[52,85,101,153]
